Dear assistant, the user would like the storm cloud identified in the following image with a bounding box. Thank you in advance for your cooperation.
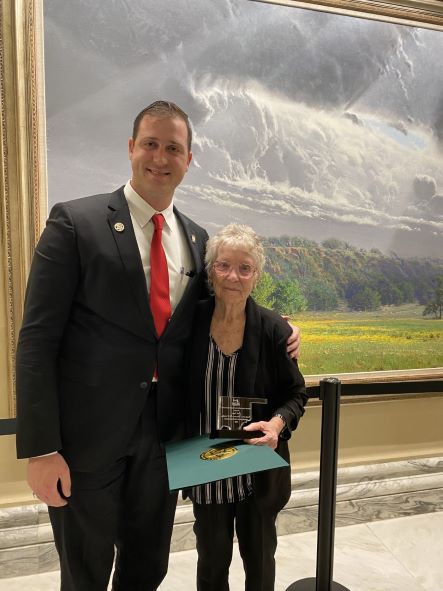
[44,0,443,257]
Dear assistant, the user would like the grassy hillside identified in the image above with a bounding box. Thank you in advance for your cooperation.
[261,236,443,311]
[294,305,442,375]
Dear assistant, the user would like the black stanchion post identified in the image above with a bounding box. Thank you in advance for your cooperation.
[286,377,350,591]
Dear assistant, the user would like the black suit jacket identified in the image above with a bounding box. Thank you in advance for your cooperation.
[16,187,208,471]
[187,297,308,514]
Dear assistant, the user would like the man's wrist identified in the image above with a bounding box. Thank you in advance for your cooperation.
[30,451,59,459]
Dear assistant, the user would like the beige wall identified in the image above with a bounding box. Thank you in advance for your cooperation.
[291,395,443,471]
[0,252,25,502]
[0,438,28,506]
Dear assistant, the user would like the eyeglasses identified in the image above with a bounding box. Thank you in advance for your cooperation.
[213,261,256,279]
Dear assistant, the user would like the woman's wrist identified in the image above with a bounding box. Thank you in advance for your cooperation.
[270,414,286,434]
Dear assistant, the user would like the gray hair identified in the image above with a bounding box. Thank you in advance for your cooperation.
[205,223,265,286]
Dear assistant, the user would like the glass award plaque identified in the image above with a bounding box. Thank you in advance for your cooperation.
[213,396,268,439]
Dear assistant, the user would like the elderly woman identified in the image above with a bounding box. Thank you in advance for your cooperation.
[186,223,308,591]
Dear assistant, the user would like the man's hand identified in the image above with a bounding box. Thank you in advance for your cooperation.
[284,319,301,359]
[243,417,284,450]
[27,453,71,507]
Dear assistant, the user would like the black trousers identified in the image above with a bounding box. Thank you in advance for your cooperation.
[193,495,278,591]
[49,386,178,591]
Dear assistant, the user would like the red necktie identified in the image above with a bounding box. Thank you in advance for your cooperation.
[150,214,171,337]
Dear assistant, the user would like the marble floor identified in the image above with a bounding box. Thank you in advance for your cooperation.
[1,511,442,591]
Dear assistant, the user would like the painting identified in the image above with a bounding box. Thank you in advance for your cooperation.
[43,0,443,377]
[1,0,442,418]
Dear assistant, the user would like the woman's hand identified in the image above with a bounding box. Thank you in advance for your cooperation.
[243,416,285,450]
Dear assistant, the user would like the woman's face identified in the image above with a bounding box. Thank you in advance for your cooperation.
[210,245,256,306]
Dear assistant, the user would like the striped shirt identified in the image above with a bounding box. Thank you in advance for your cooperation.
[191,336,253,504]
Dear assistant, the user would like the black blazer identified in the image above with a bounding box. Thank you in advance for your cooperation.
[187,297,308,514]
[16,187,208,471]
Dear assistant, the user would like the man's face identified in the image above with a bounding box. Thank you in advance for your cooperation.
[128,115,192,205]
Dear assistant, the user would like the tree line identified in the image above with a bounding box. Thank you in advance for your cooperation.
[251,236,443,315]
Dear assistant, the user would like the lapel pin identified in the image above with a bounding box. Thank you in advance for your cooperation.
[114,222,125,233]
[191,234,196,243]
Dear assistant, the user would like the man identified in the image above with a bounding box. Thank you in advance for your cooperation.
[16,101,300,590]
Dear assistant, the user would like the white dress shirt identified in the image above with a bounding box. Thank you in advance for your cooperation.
[124,180,193,314]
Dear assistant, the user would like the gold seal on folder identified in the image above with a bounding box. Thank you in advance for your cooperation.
[200,445,238,461]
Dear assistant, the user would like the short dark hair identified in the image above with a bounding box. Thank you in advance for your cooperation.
[132,100,192,151]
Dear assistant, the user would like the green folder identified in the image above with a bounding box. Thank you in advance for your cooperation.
[165,434,288,491]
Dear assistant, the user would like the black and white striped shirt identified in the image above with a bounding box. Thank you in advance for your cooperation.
[191,336,253,504]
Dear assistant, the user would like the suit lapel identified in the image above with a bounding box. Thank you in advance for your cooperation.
[169,207,206,325]
[174,207,205,275]
[107,188,156,336]
[236,297,262,396]
[189,298,214,433]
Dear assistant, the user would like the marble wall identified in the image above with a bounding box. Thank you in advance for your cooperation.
[1,456,442,579]
[0,504,56,578]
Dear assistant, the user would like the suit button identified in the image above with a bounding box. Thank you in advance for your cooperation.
[140,381,149,390]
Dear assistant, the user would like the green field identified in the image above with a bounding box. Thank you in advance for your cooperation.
[293,305,443,375]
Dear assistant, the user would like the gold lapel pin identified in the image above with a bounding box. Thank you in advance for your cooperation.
[114,222,125,233]
[191,234,196,243]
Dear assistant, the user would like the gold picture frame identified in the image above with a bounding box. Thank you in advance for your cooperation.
[0,0,441,418]
[0,0,47,417]
[253,0,443,29]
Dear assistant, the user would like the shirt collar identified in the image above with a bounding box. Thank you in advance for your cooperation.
[124,180,175,229]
